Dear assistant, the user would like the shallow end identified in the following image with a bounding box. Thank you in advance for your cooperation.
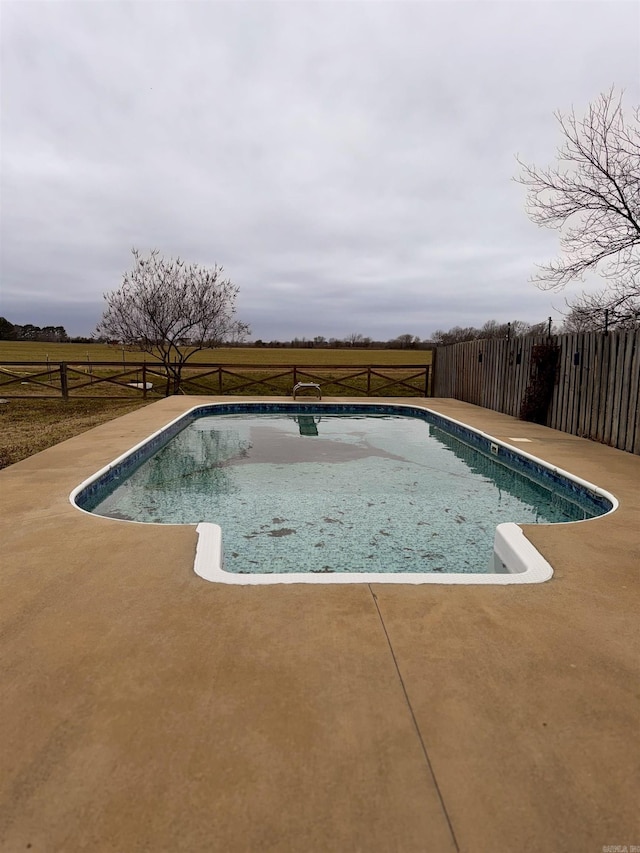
[194,521,554,585]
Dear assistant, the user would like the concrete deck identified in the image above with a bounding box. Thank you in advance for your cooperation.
[1,397,638,852]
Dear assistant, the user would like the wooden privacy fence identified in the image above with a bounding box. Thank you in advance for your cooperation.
[432,330,640,454]
[0,362,432,400]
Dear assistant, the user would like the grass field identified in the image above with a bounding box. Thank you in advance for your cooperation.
[0,341,432,366]
[0,399,148,470]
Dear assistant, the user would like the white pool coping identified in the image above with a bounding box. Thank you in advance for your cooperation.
[193,521,553,584]
[71,401,619,585]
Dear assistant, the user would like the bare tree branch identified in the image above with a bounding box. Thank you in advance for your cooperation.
[515,88,640,314]
[562,283,640,331]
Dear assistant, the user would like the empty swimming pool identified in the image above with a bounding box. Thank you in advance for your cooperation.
[72,402,616,584]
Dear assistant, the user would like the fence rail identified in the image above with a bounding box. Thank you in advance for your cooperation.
[0,361,432,400]
[432,330,640,454]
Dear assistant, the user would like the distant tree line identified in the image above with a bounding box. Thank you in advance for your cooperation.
[251,333,429,349]
[0,318,70,342]
[430,319,558,346]
[5,309,633,356]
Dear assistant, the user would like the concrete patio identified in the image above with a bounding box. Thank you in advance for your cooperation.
[1,397,638,852]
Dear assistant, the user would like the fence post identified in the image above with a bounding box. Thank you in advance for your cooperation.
[142,363,147,399]
[424,365,430,397]
[367,367,371,395]
[293,366,297,387]
[430,348,437,397]
[60,363,68,399]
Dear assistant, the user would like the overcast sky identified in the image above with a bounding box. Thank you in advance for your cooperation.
[1,1,638,341]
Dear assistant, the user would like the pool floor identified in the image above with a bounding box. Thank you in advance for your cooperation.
[87,412,601,575]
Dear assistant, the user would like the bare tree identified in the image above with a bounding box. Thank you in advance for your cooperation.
[562,304,601,333]
[516,88,640,328]
[391,333,421,349]
[562,282,640,331]
[346,332,365,347]
[479,320,510,339]
[97,249,250,395]
[526,320,557,336]
[431,326,480,345]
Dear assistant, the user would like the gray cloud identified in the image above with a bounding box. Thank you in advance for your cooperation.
[1,1,638,339]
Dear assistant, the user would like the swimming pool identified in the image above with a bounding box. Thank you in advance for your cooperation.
[71,402,617,585]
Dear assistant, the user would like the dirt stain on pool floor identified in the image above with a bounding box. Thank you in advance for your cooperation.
[222,426,407,466]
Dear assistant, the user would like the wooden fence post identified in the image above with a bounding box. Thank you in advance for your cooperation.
[60,363,68,399]
[430,347,438,396]
[142,363,147,399]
